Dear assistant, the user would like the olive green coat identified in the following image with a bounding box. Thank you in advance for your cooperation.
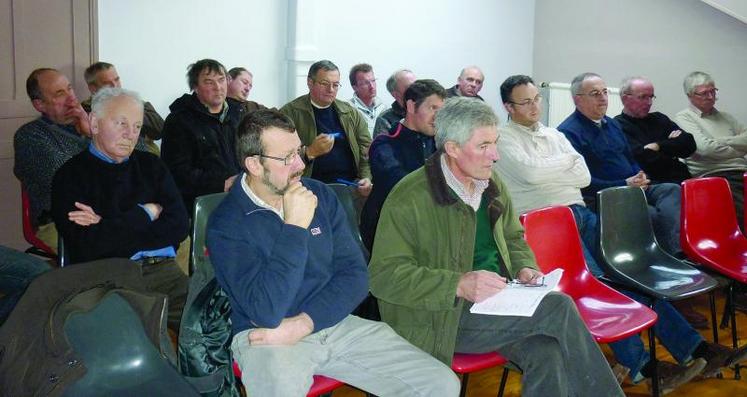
[280,94,371,179]
[369,154,537,365]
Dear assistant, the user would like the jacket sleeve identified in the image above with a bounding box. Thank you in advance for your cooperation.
[140,102,164,141]
[297,186,368,330]
[369,138,412,194]
[161,115,227,198]
[656,118,696,158]
[675,111,747,160]
[350,111,372,180]
[369,196,464,311]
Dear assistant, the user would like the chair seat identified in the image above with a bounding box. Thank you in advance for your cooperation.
[574,292,658,343]
[232,361,344,397]
[451,352,508,374]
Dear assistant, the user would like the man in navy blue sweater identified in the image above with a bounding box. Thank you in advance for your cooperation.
[558,72,683,257]
[206,109,459,396]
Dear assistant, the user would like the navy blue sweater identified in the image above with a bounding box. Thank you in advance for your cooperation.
[206,177,368,334]
[558,110,641,198]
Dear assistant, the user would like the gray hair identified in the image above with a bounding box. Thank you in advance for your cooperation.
[570,72,601,95]
[683,71,715,95]
[435,97,499,150]
[386,69,413,94]
[620,76,650,95]
[91,87,143,118]
[307,60,339,80]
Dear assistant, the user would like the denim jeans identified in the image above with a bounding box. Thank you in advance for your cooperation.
[0,246,51,324]
[645,183,682,256]
[569,204,604,277]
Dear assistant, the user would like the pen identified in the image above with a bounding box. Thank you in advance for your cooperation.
[335,178,359,187]
[327,132,342,139]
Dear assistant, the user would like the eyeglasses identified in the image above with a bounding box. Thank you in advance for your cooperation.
[692,88,718,98]
[314,80,342,90]
[624,93,656,101]
[509,95,543,107]
[255,147,304,166]
[576,89,608,99]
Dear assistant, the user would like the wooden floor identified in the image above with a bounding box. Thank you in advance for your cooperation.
[332,290,747,396]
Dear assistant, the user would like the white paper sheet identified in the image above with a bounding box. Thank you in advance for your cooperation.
[469,268,564,317]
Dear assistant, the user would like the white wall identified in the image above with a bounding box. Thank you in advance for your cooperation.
[99,0,536,122]
[533,0,747,123]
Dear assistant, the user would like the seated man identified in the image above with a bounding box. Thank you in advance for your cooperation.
[675,71,747,226]
[558,72,683,257]
[445,65,485,101]
[207,109,459,396]
[348,63,387,136]
[496,75,746,390]
[14,68,91,253]
[161,59,243,211]
[82,61,164,155]
[51,87,189,330]
[226,66,268,116]
[280,60,372,196]
[615,76,696,185]
[360,79,446,251]
[372,68,416,138]
[369,97,624,396]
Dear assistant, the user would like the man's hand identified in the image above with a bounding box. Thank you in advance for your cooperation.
[68,202,101,226]
[248,313,314,346]
[67,103,91,137]
[305,134,335,160]
[643,142,660,152]
[142,203,163,220]
[625,171,650,189]
[224,175,238,192]
[516,267,544,285]
[456,270,507,303]
[668,130,682,139]
[283,182,318,228]
[356,178,373,197]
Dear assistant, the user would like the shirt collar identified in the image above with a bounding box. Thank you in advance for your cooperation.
[507,119,543,135]
[240,173,284,219]
[439,154,488,211]
[88,142,127,164]
[688,103,718,118]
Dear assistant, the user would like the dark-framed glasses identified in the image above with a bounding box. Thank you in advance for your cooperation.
[314,80,342,90]
[256,147,305,166]
[510,95,543,107]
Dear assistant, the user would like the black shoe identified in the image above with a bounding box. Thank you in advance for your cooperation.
[699,342,747,377]
[647,359,706,395]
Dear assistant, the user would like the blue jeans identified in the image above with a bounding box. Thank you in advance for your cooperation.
[645,183,682,256]
[570,205,701,378]
[0,246,51,323]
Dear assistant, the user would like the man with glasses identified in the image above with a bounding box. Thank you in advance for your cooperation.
[207,109,460,396]
[558,72,684,258]
[675,71,747,226]
[281,60,372,196]
[496,75,747,391]
[615,76,696,185]
[348,63,386,136]
[161,59,243,212]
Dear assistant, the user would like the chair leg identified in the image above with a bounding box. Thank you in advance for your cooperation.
[459,373,469,397]
[721,287,732,329]
[649,303,659,397]
[728,283,741,380]
[497,368,509,397]
[709,290,724,379]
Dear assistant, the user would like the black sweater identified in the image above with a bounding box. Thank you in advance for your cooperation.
[615,112,696,184]
[51,149,188,264]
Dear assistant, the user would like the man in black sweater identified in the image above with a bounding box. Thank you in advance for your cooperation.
[615,76,696,184]
[51,87,189,330]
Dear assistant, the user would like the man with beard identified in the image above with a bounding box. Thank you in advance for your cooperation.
[206,109,459,396]
[51,87,189,331]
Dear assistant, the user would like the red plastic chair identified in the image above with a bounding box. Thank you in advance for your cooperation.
[743,171,746,232]
[452,352,509,397]
[520,206,658,343]
[232,361,344,396]
[681,177,747,378]
[21,185,56,258]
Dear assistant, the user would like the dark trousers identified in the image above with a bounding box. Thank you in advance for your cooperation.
[141,259,189,331]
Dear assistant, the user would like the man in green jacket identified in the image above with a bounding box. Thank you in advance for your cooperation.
[369,97,623,397]
[280,60,372,196]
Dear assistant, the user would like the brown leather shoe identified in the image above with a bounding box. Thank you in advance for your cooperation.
[647,358,706,395]
[699,342,747,377]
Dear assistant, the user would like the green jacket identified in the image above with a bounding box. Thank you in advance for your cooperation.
[369,153,537,365]
[280,94,371,179]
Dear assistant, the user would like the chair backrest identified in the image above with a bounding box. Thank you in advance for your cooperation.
[681,177,743,261]
[520,206,589,297]
[63,292,199,397]
[597,186,660,274]
[743,172,746,232]
[190,192,228,277]
[20,185,55,256]
[326,183,369,259]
